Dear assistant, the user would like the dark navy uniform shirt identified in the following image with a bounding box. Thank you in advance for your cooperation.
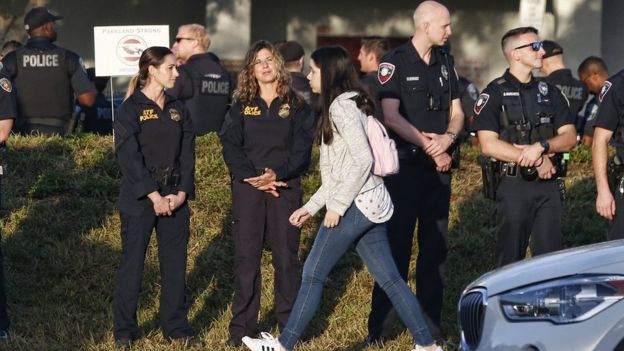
[168,53,232,136]
[82,92,114,135]
[220,92,314,182]
[360,72,383,121]
[114,91,195,215]
[472,70,573,142]
[377,41,459,149]
[290,71,313,105]
[545,68,588,118]
[0,68,16,122]
[594,70,624,133]
[581,95,599,137]
[2,36,95,123]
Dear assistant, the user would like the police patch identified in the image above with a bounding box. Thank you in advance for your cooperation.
[599,81,612,103]
[441,65,449,80]
[0,78,12,93]
[378,62,395,85]
[474,93,490,115]
[538,81,549,96]
[169,108,181,122]
[278,103,290,118]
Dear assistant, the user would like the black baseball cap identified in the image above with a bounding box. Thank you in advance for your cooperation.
[24,7,63,32]
[278,41,304,62]
[542,40,563,58]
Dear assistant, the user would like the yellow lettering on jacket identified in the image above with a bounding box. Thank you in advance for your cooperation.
[139,109,158,122]
[243,106,261,116]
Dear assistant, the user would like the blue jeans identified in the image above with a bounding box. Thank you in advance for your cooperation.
[279,205,434,350]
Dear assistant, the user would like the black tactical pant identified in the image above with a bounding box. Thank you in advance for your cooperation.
[495,176,562,267]
[368,159,450,338]
[113,204,193,340]
[0,239,8,331]
[228,178,302,340]
[609,193,624,240]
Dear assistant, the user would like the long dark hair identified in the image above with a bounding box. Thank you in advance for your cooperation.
[234,40,292,104]
[311,46,374,144]
[125,46,173,99]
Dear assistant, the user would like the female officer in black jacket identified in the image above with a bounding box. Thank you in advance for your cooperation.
[220,40,315,347]
[112,46,199,349]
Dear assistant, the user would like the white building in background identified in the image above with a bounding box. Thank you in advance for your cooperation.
[2,0,621,89]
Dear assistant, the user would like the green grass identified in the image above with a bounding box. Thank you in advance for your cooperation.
[0,134,605,350]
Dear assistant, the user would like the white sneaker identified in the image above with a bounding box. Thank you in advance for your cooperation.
[412,344,443,351]
[242,332,282,351]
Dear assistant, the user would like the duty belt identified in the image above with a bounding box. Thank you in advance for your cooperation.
[499,161,518,177]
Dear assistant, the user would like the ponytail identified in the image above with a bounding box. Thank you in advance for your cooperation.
[124,74,141,100]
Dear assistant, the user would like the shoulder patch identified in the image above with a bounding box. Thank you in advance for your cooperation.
[474,93,490,115]
[599,81,612,103]
[0,78,12,93]
[378,62,395,85]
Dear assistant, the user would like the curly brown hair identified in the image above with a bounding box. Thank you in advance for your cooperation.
[233,40,293,103]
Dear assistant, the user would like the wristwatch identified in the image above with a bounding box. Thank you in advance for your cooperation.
[540,139,550,155]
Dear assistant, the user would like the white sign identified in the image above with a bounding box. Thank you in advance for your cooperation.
[93,25,169,77]
[519,0,547,30]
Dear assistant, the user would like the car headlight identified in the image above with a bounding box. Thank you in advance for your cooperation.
[500,275,624,324]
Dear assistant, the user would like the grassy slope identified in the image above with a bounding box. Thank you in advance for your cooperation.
[0,134,604,350]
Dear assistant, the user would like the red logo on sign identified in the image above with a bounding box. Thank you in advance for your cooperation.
[116,35,147,66]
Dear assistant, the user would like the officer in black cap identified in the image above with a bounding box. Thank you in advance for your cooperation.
[2,6,96,135]
[472,27,576,266]
[367,1,463,343]
[276,41,314,105]
[169,23,232,136]
[540,40,588,126]
[0,65,15,342]
[592,66,624,240]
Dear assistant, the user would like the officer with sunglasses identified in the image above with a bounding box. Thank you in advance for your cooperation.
[472,27,576,267]
[169,24,232,136]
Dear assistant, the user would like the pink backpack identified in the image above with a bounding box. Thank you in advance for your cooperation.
[366,115,399,176]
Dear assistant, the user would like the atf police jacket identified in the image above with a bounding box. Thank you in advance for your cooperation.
[114,91,195,215]
[2,36,95,122]
[168,53,232,136]
[219,91,314,182]
[377,42,460,149]
[472,69,574,145]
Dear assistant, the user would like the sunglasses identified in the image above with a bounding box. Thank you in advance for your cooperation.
[514,41,543,52]
[174,37,195,43]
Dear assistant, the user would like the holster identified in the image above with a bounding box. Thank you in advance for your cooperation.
[608,156,624,197]
[478,155,499,200]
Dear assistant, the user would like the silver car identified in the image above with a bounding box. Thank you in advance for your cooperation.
[458,240,624,351]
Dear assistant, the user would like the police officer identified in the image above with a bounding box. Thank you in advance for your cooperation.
[168,23,232,135]
[540,40,588,125]
[2,7,95,135]
[112,47,201,349]
[472,27,576,266]
[0,40,21,61]
[220,40,314,347]
[80,68,114,135]
[357,36,389,121]
[592,67,624,240]
[367,1,464,343]
[578,56,609,146]
[276,41,314,105]
[0,65,16,342]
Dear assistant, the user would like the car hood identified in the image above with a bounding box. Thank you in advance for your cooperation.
[464,240,624,296]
